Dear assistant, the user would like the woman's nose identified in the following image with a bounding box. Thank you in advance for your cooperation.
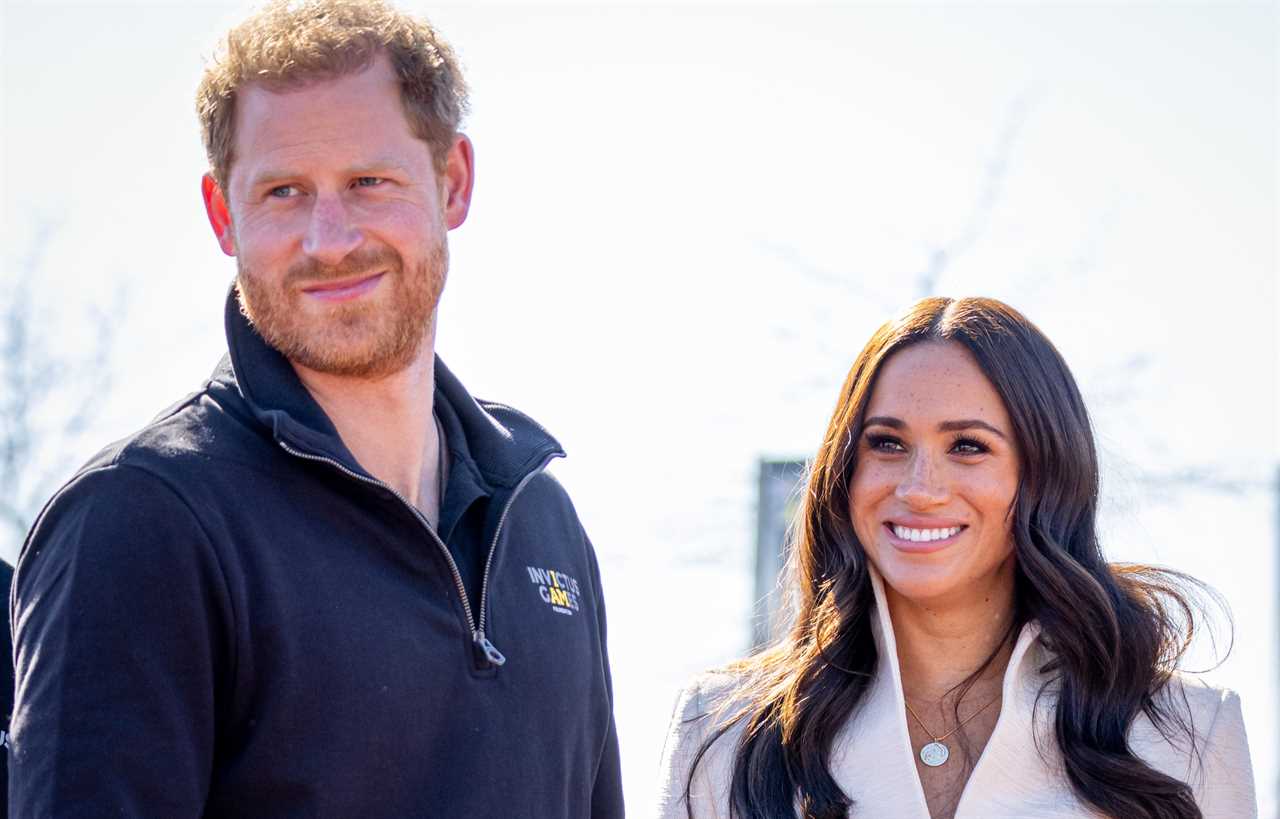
[894,453,949,508]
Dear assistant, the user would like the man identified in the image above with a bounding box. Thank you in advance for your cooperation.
[10,2,623,816]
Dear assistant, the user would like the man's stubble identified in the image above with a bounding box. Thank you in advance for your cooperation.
[236,228,448,380]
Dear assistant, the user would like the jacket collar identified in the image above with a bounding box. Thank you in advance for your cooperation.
[828,567,1057,818]
[214,285,564,489]
[866,565,1047,712]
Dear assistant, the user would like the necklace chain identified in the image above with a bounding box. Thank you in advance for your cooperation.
[903,692,1001,744]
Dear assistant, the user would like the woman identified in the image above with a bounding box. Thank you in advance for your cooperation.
[657,297,1255,819]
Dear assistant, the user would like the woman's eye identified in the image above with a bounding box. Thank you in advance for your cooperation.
[866,434,905,453]
[951,436,989,456]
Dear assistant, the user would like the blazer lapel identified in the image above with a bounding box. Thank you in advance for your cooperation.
[952,625,1086,818]
[832,568,1075,819]
[827,569,933,818]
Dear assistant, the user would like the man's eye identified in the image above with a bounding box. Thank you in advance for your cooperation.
[268,185,298,198]
[354,177,384,188]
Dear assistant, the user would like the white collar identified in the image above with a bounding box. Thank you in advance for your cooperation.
[824,567,1064,818]
[865,563,1047,710]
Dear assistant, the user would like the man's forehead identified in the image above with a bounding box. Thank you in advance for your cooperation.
[228,55,427,184]
[236,55,399,123]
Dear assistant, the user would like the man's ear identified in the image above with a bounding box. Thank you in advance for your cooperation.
[202,173,237,256]
[440,134,475,231]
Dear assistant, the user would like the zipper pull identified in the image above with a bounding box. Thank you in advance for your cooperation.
[473,631,507,667]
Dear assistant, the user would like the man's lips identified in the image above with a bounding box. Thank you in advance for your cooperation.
[301,271,386,302]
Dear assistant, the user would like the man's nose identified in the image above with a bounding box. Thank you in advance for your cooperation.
[302,193,362,266]
[894,453,948,508]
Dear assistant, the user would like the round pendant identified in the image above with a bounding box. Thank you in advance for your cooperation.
[919,741,950,767]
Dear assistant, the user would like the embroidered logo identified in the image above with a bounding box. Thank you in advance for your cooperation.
[526,566,581,615]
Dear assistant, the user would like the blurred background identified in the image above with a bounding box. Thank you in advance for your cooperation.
[3,1,1276,815]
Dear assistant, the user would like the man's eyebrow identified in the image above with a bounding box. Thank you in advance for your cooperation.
[246,161,411,189]
[862,416,1008,440]
[247,169,296,189]
[349,160,411,176]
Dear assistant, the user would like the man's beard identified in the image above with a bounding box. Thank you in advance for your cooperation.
[236,238,447,380]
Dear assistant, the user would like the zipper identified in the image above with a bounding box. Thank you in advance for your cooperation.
[278,439,557,668]
[474,454,559,652]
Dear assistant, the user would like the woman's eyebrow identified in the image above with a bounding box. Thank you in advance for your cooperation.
[863,416,904,429]
[863,416,1008,440]
[938,419,1007,439]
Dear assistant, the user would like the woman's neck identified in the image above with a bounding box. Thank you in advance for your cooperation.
[885,563,1019,703]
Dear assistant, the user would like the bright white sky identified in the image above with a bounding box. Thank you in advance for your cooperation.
[3,1,1277,815]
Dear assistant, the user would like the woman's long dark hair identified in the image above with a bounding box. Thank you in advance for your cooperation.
[687,297,1218,819]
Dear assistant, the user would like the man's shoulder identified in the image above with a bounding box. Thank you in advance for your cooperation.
[16,442,232,608]
[506,469,598,566]
[79,378,262,482]
[517,468,577,511]
[30,378,264,539]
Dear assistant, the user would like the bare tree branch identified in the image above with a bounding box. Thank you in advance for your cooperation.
[912,90,1036,297]
[0,228,120,554]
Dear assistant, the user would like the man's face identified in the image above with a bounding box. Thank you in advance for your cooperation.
[204,54,472,379]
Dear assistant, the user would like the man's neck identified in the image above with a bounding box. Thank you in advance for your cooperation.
[885,560,1018,706]
[290,336,444,525]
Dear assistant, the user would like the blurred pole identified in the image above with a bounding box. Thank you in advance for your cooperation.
[753,459,807,650]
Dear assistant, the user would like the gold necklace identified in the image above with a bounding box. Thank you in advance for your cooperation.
[903,693,1001,768]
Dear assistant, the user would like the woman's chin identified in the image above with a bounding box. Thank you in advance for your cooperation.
[872,551,1016,611]
[877,567,966,607]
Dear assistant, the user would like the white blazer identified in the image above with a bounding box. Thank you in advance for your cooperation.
[656,570,1257,818]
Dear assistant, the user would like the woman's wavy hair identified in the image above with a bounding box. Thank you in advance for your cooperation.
[688,297,1218,819]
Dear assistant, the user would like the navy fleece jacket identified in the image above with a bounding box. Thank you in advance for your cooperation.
[10,290,623,818]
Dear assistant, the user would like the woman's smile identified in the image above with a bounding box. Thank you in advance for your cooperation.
[884,521,968,553]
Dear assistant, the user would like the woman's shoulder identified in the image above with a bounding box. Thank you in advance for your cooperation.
[1161,671,1240,709]
[1144,671,1245,744]
[1127,671,1239,752]
[665,667,753,754]
[1130,672,1256,815]
[1028,630,1243,733]
[656,668,752,819]
[678,668,748,712]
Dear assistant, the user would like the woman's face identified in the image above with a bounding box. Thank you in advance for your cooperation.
[849,341,1020,609]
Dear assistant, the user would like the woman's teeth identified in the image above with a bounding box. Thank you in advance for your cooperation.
[891,525,963,542]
